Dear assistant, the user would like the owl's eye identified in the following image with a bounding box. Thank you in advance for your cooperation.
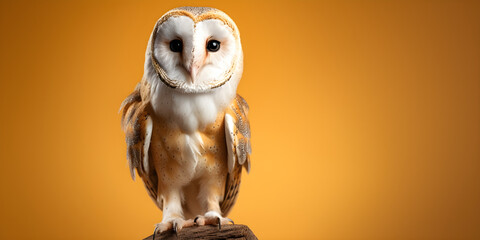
[169,39,183,52]
[206,40,220,52]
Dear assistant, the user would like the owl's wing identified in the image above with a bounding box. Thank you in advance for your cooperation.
[120,84,160,208]
[221,94,252,215]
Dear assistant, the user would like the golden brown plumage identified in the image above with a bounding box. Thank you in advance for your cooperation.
[120,90,250,214]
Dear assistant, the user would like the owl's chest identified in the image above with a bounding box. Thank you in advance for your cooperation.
[149,112,228,185]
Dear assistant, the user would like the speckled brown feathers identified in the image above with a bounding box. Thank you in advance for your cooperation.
[226,95,252,173]
[120,91,251,216]
[220,164,242,216]
[221,94,251,215]
[120,82,162,209]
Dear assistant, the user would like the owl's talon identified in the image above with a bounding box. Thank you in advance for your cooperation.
[153,225,158,240]
[193,213,233,230]
[194,215,206,226]
[153,217,193,235]
[173,222,178,234]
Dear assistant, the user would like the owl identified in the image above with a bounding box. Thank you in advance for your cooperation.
[120,7,251,235]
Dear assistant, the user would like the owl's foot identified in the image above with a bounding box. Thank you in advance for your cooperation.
[153,217,195,237]
[194,211,234,230]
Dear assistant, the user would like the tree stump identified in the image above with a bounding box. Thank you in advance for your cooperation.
[143,224,257,240]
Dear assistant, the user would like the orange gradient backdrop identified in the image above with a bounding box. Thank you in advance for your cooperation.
[1,0,479,239]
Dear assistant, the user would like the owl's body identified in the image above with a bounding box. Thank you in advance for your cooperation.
[120,7,250,233]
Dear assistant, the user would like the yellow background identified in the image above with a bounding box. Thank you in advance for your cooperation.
[1,0,479,239]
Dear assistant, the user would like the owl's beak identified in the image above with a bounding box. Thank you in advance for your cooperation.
[186,54,205,84]
[189,65,199,83]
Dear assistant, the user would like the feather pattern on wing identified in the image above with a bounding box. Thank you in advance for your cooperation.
[221,94,251,215]
[120,83,162,209]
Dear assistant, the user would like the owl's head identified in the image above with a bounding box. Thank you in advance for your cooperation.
[144,7,243,93]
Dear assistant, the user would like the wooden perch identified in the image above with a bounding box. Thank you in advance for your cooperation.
[143,224,257,240]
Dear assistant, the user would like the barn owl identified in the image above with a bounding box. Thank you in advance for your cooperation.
[120,7,251,235]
